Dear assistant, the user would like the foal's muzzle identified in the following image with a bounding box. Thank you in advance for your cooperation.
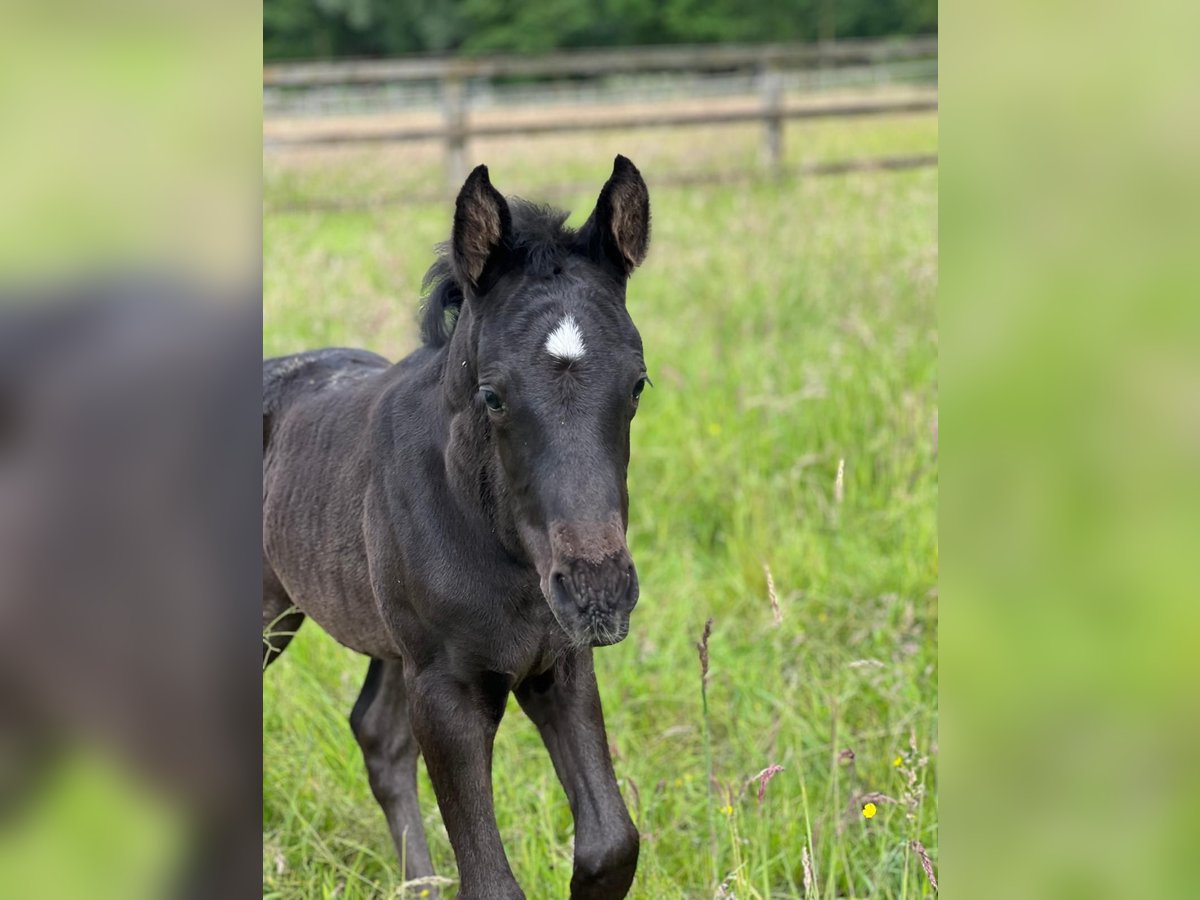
[549,557,639,646]
[543,521,639,647]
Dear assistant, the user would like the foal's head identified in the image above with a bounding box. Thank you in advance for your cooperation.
[431,156,651,647]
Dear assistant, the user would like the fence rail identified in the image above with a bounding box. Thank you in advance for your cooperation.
[264,37,937,190]
[264,36,937,86]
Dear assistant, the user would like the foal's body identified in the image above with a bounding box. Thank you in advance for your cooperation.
[263,345,570,673]
[263,158,652,899]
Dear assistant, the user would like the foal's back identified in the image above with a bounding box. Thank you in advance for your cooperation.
[263,347,390,435]
[262,347,399,658]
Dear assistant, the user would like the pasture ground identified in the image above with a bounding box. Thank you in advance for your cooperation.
[263,110,938,898]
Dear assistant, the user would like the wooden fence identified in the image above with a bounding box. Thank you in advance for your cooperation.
[264,37,937,190]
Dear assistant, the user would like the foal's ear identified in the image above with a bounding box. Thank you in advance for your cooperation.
[580,155,651,277]
[451,164,512,296]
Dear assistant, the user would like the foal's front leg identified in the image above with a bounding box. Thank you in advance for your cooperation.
[406,666,523,900]
[349,659,436,886]
[515,651,639,900]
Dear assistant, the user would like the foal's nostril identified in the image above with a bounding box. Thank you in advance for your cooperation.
[549,560,637,617]
[625,564,640,610]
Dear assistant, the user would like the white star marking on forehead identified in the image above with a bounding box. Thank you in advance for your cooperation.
[544,315,586,362]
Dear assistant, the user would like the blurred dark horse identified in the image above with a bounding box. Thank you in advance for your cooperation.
[263,157,652,899]
[1,284,260,899]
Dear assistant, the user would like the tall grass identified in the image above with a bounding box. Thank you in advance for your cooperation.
[264,115,937,898]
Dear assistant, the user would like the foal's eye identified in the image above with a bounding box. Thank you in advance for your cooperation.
[480,387,505,412]
[632,376,651,403]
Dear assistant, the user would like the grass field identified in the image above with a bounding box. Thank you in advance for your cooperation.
[263,112,938,898]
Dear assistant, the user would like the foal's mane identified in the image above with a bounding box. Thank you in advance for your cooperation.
[419,200,574,348]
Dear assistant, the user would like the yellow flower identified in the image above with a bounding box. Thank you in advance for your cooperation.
[721,804,734,817]
[862,802,877,819]
[893,755,903,768]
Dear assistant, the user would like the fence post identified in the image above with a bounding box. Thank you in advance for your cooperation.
[442,70,467,193]
[760,63,784,175]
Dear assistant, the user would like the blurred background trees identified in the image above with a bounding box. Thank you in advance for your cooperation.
[264,0,937,61]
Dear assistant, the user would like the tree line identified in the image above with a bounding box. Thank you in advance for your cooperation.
[265,0,936,61]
